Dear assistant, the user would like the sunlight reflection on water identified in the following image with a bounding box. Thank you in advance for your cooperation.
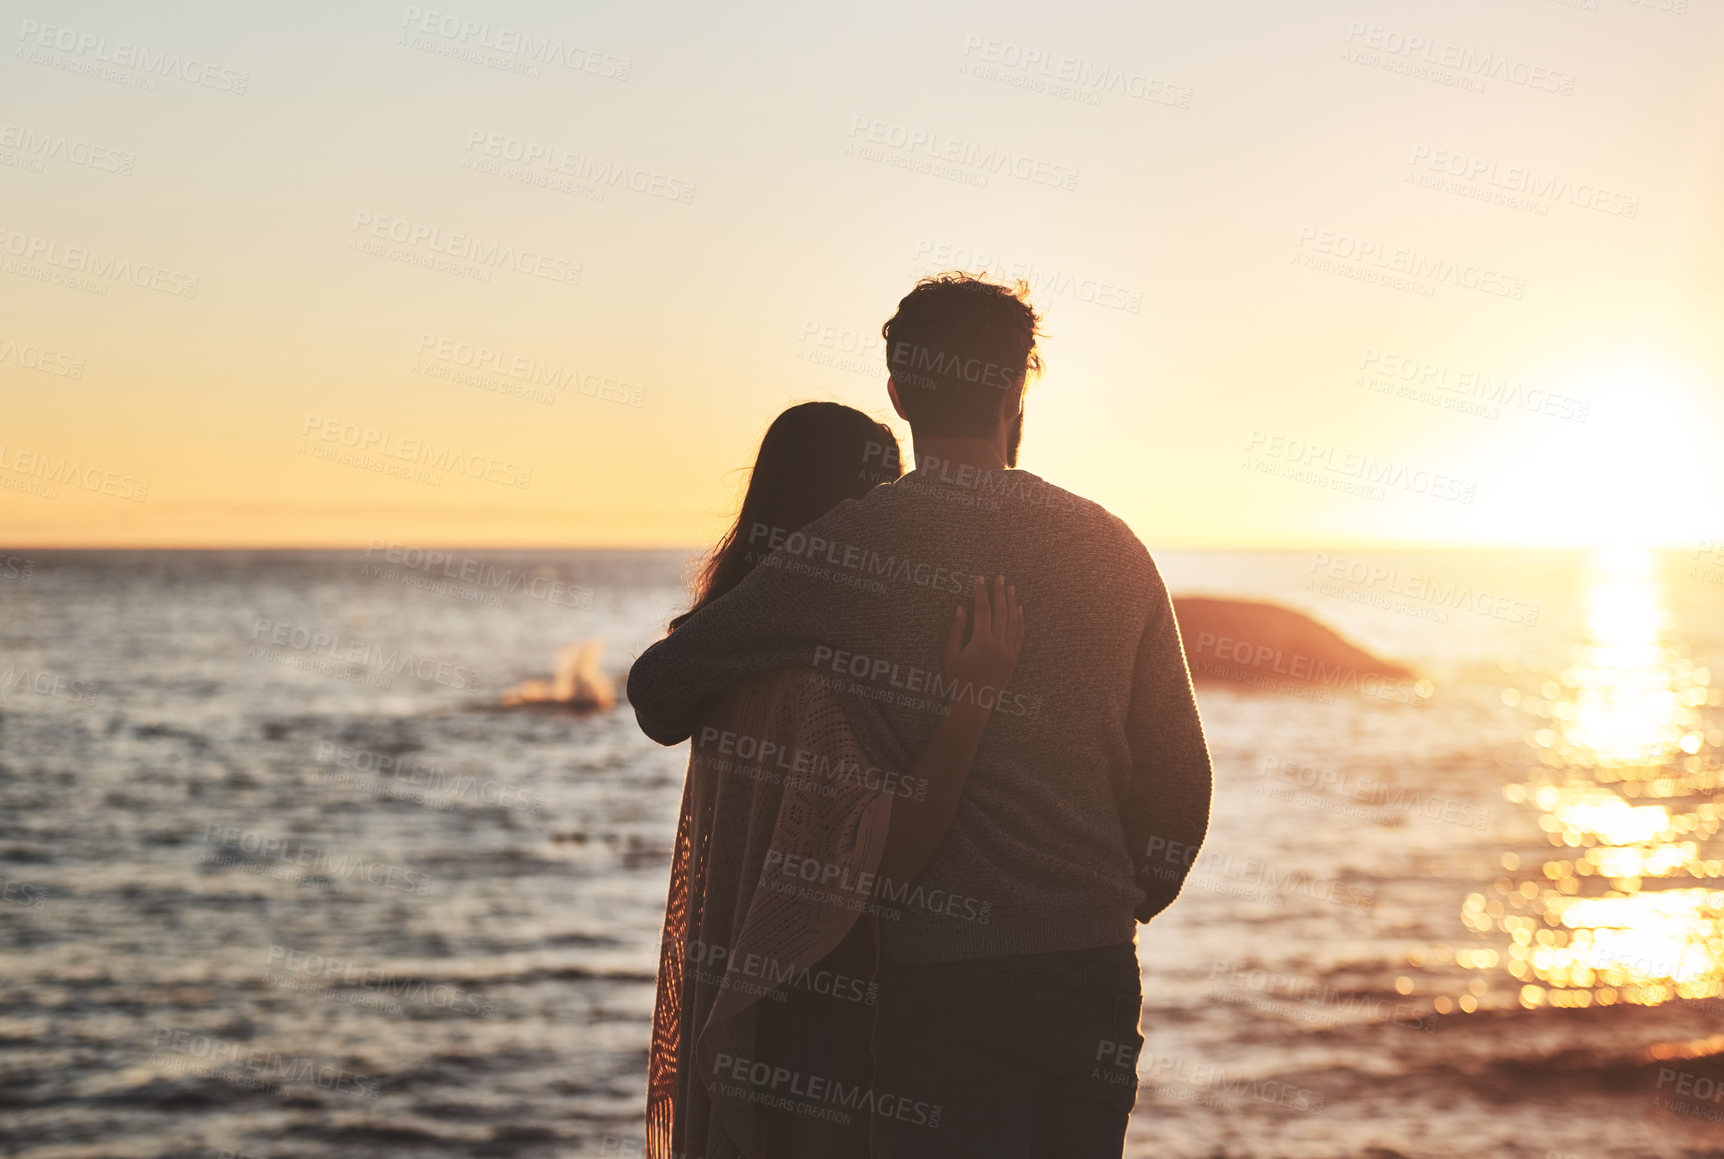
[1461,549,1724,1012]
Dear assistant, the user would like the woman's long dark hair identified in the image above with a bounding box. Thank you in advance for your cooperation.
[671,402,900,629]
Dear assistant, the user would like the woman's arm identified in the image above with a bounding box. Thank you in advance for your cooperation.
[875,575,1025,886]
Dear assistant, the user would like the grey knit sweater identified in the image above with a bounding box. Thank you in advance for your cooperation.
[628,465,1213,964]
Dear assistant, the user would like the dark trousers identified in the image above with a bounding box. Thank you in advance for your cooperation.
[870,943,1143,1159]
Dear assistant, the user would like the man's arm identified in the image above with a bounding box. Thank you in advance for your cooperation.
[627,503,882,745]
[1122,561,1214,923]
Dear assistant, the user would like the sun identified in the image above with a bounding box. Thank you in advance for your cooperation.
[1496,354,1718,549]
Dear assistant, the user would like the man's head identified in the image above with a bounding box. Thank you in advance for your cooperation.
[881,273,1043,462]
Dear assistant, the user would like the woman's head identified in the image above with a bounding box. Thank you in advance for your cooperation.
[673,402,900,628]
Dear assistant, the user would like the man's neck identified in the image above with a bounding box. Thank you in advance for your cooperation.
[909,434,1010,474]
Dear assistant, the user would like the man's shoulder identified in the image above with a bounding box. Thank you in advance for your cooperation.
[804,471,1157,579]
[801,481,906,539]
[1028,477,1154,560]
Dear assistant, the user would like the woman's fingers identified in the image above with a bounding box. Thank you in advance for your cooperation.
[1009,592,1026,654]
[971,576,992,642]
[991,575,1009,640]
[944,603,967,668]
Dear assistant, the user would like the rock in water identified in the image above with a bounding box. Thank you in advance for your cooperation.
[1172,597,1414,693]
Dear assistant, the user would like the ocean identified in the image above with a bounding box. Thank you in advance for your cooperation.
[0,548,1719,1158]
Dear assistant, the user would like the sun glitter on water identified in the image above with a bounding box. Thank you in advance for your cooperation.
[1463,549,1724,1011]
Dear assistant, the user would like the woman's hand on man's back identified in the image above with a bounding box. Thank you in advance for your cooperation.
[942,575,1025,699]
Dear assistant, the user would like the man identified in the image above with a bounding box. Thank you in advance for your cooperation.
[629,272,1212,1158]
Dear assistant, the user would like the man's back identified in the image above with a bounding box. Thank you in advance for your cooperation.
[628,465,1212,964]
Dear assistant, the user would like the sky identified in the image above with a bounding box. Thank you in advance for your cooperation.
[2,0,1721,550]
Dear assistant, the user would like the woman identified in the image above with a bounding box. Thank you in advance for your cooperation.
[646,402,1024,1159]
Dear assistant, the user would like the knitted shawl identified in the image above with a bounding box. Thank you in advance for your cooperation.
[647,667,905,1158]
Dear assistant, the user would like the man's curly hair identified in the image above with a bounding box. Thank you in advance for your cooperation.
[880,272,1043,437]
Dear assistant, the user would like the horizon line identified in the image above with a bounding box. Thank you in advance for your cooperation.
[0,542,1699,553]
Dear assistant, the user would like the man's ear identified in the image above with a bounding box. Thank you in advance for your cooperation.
[887,378,908,421]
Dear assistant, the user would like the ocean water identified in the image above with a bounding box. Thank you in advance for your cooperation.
[0,548,1720,1159]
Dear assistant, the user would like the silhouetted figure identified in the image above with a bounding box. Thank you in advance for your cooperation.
[644,402,1024,1159]
[633,275,1213,1158]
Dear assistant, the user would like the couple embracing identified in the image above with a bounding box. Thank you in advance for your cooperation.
[629,273,1213,1159]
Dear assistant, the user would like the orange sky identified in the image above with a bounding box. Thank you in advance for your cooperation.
[3,1,1721,549]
